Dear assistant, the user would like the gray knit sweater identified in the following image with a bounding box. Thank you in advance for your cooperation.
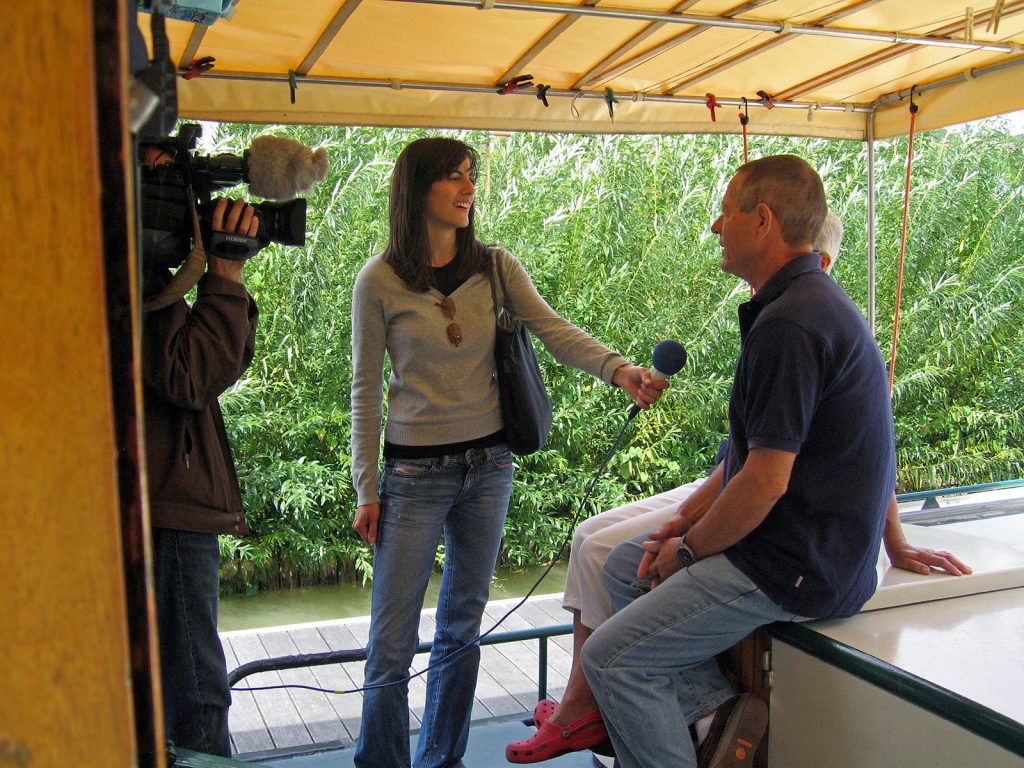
[349,246,628,506]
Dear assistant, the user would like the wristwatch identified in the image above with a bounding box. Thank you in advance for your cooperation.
[677,534,697,568]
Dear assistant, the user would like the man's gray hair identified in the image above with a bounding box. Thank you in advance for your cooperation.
[735,155,827,247]
[814,212,844,262]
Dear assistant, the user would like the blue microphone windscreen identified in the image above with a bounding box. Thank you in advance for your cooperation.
[652,340,687,376]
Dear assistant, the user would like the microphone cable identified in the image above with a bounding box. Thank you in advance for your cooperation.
[231,405,645,697]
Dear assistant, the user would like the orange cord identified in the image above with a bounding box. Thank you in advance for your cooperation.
[887,97,919,394]
[741,101,753,296]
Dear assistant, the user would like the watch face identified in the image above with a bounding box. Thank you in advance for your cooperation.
[677,539,696,567]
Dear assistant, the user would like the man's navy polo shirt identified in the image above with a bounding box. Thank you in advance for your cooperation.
[723,253,896,619]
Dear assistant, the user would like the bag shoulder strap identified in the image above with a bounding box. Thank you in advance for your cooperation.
[487,248,515,330]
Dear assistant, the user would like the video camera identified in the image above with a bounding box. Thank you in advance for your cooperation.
[139,123,328,268]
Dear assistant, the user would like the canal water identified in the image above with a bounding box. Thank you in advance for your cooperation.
[219,561,569,632]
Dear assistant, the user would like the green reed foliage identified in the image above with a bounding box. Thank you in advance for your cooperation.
[201,120,1023,591]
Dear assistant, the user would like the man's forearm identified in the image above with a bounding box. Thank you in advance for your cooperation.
[677,462,725,526]
[685,448,794,559]
[881,493,906,552]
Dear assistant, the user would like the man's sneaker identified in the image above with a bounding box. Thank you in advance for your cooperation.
[696,693,769,768]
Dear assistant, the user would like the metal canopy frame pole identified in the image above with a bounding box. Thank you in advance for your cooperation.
[388,0,1023,54]
[193,69,875,114]
[874,56,1024,107]
[867,109,877,335]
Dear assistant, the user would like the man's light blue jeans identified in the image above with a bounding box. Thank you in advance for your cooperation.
[354,445,514,768]
[581,534,798,768]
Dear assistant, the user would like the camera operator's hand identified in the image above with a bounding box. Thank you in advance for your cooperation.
[207,198,260,284]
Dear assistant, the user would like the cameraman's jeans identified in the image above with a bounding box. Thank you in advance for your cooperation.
[153,528,232,757]
[354,445,514,768]
[581,535,798,768]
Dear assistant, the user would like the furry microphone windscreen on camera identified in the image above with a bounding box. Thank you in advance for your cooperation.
[246,136,329,201]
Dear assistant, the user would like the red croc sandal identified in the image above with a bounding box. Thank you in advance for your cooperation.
[532,699,558,726]
[506,709,608,764]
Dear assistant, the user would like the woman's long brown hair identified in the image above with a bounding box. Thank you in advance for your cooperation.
[383,137,489,292]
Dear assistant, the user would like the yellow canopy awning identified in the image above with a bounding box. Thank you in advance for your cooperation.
[144,0,1024,139]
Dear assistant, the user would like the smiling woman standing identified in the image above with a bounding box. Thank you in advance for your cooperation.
[349,137,664,768]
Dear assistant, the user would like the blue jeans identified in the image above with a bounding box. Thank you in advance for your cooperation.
[354,445,515,768]
[581,534,798,768]
[152,528,231,757]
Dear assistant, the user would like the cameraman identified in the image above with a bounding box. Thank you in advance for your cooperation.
[142,181,260,756]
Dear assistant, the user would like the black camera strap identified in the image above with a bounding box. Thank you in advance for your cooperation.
[142,184,207,313]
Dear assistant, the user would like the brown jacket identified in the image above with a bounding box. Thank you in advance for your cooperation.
[142,270,258,535]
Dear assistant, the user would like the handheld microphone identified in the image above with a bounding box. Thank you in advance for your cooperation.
[650,339,687,381]
[629,339,687,417]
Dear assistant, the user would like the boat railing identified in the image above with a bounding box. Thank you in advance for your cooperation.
[896,478,1024,524]
[227,622,574,704]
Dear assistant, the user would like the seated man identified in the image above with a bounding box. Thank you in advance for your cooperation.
[505,212,969,764]
[580,155,906,768]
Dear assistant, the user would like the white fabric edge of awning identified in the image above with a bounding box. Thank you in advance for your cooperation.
[873,63,1024,139]
[175,76,872,140]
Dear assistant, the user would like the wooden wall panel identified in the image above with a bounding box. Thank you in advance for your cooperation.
[0,3,139,765]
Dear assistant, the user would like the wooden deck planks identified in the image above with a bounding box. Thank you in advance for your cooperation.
[312,622,368,739]
[286,625,362,744]
[260,630,348,746]
[222,636,275,755]
[222,594,571,756]
[228,633,314,751]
